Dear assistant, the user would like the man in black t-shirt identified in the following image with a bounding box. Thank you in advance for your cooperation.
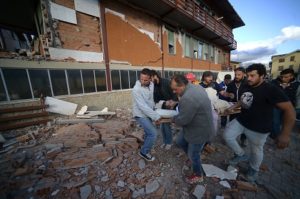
[223,64,295,183]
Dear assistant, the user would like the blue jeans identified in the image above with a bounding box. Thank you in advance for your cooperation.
[135,117,157,155]
[176,131,205,176]
[161,123,173,145]
[223,119,269,171]
[271,108,282,139]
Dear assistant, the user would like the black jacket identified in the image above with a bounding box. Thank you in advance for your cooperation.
[226,78,248,102]
[271,77,300,106]
[153,78,177,105]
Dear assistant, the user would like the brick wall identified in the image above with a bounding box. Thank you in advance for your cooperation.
[53,0,102,52]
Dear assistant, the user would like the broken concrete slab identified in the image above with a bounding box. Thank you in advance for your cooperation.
[145,180,160,194]
[80,185,92,199]
[202,164,237,180]
[193,185,206,199]
[138,159,146,170]
[46,97,78,115]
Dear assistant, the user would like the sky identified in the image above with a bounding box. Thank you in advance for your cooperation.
[229,0,300,66]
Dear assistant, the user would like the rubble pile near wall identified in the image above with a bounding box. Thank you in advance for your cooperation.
[0,109,167,199]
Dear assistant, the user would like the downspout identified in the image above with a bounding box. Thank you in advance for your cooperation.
[99,1,112,91]
[161,25,165,77]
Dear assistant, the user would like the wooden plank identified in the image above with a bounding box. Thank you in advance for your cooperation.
[0,112,48,122]
[0,119,50,131]
[55,118,105,125]
[76,111,116,118]
[0,105,48,114]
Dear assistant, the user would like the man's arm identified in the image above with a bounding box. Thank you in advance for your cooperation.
[173,98,197,126]
[132,89,160,121]
[276,101,296,149]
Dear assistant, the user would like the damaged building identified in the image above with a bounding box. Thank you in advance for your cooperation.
[0,0,244,108]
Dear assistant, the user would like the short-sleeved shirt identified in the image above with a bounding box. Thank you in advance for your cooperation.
[237,81,289,133]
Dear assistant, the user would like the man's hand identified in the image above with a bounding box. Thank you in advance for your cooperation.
[154,118,161,125]
[276,134,290,149]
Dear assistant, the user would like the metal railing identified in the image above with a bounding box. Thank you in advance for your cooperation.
[164,0,236,48]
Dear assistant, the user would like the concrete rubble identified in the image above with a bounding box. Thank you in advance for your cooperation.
[0,107,299,198]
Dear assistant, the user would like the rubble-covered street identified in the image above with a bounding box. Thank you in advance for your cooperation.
[0,109,300,199]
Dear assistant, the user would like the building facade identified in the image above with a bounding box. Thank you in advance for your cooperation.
[271,50,300,79]
[0,0,244,107]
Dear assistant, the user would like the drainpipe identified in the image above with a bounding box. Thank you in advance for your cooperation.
[99,1,112,91]
[161,25,165,77]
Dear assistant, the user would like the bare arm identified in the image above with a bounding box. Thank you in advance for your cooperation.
[276,101,296,149]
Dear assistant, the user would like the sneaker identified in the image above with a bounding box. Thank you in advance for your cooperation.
[165,144,172,150]
[139,151,155,161]
[228,154,249,165]
[160,144,165,149]
[185,174,203,184]
[246,167,258,182]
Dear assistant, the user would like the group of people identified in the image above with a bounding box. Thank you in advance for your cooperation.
[132,64,298,185]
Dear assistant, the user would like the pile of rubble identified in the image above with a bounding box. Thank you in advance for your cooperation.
[0,109,168,199]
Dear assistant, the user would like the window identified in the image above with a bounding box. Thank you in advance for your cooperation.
[67,70,82,94]
[203,43,209,60]
[279,58,285,63]
[193,38,198,59]
[82,70,95,93]
[168,71,174,78]
[290,56,295,61]
[50,70,68,96]
[209,45,215,61]
[168,29,175,54]
[278,66,284,71]
[95,70,106,91]
[29,69,52,97]
[289,65,294,69]
[185,35,192,57]
[121,70,129,89]
[0,71,7,101]
[129,70,137,88]
[111,70,121,90]
[198,42,203,60]
[2,69,32,100]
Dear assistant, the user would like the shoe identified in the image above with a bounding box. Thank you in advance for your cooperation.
[246,167,258,182]
[160,144,165,149]
[165,144,172,150]
[185,174,203,184]
[228,154,249,165]
[139,151,155,161]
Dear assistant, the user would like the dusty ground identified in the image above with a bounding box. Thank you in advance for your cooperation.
[1,111,300,199]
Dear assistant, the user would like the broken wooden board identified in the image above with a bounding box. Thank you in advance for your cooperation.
[46,97,78,116]
[76,111,116,119]
[55,118,105,125]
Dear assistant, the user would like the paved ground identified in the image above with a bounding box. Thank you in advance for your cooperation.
[154,124,300,199]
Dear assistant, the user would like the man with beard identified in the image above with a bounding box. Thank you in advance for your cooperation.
[150,70,177,150]
[171,75,215,184]
[271,68,300,139]
[223,63,295,182]
[132,68,161,161]
[225,67,248,146]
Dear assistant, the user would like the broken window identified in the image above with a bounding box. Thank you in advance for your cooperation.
[29,69,52,97]
[129,70,137,88]
[2,68,32,100]
[50,70,68,96]
[67,70,83,94]
[82,70,96,93]
[95,70,106,92]
[203,43,209,60]
[209,45,215,62]
[111,70,121,90]
[168,29,175,54]
[0,71,7,101]
[184,35,192,57]
[120,70,129,89]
